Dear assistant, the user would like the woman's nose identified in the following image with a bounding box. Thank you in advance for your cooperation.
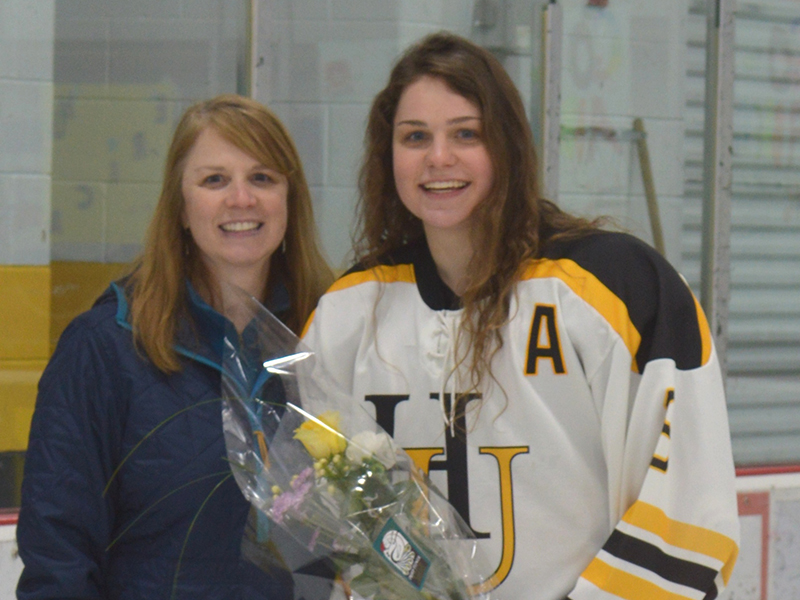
[226,179,256,207]
[426,136,457,168]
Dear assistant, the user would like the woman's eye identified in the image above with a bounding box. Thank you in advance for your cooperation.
[252,172,272,184]
[403,130,428,144]
[202,174,225,186]
[456,128,479,141]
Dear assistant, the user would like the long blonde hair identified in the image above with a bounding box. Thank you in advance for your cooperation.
[357,33,600,394]
[128,94,333,372]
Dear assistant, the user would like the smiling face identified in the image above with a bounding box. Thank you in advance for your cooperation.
[181,127,288,292]
[392,76,494,247]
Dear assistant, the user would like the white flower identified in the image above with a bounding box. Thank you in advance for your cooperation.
[346,431,397,468]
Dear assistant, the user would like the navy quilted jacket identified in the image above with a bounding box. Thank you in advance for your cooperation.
[16,282,294,600]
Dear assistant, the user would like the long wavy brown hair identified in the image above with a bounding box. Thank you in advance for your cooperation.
[356,32,602,395]
[127,94,333,373]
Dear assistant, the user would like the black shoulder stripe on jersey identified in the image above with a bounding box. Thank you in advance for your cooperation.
[603,529,719,595]
[338,234,709,370]
[543,232,707,371]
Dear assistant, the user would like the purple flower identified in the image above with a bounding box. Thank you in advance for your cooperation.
[271,467,314,524]
[307,527,320,552]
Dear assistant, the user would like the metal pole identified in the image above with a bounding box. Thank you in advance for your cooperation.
[632,118,665,256]
[700,0,735,379]
[236,0,256,97]
[540,1,562,204]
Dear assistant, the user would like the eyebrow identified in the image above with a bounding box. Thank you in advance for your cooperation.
[189,164,273,173]
[395,115,482,127]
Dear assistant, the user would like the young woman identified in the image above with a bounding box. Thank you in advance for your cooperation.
[302,33,740,600]
[16,95,334,599]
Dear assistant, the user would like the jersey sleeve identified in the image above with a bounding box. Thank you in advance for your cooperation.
[300,274,371,398]
[565,242,740,600]
[16,317,121,600]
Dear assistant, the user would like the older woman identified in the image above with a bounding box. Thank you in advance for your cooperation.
[17,95,333,599]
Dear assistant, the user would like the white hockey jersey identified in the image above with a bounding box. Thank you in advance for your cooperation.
[302,232,739,600]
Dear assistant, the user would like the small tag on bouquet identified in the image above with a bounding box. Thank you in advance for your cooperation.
[374,518,431,589]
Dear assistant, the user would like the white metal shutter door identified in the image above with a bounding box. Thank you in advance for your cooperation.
[685,0,800,465]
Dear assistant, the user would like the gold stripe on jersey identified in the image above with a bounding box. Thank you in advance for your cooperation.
[621,501,738,584]
[520,258,642,372]
[300,308,316,338]
[581,557,697,600]
[301,264,417,338]
[692,294,713,366]
[328,264,416,293]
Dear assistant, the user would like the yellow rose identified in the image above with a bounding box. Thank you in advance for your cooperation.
[293,410,347,459]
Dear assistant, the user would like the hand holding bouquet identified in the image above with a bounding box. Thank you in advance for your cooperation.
[220,287,490,600]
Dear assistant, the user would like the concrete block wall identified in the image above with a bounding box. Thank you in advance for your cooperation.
[0,1,55,474]
[48,0,248,345]
[254,0,480,269]
[51,0,245,267]
[255,0,687,271]
[557,0,689,270]
[0,0,53,267]
[0,0,250,509]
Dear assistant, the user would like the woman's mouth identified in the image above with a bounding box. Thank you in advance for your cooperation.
[421,180,469,192]
[220,221,262,232]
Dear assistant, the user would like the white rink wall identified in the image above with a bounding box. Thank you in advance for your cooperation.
[0,522,22,600]
[722,472,800,600]
[3,472,800,599]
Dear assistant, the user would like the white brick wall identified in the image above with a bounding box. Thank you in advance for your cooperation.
[255,0,687,270]
[255,0,476,269]
[51,0,244,264]
[0,0,54,266]
[558,0,689,269]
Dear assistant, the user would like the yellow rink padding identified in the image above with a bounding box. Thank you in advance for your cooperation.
[0,360,45,452]
[0,262,127,452]
[51,261,129,352]
[0,266,50,452]
[0,265,51,360]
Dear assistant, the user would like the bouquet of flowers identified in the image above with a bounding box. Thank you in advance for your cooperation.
[220,287,490,600]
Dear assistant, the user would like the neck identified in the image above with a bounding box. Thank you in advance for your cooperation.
[424,227,474,297]
[201,263,271,332]
[221,267,270,302]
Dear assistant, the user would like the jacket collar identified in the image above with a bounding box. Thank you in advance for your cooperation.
[109,280,290,374]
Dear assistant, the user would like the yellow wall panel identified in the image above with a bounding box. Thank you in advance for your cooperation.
[0,263,127,453]
[0,266,51,360]
[51,261,129,351]
[0,361,44,452]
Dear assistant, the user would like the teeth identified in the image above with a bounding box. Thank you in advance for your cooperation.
[221,221,260,232]
[422,180,468,191]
